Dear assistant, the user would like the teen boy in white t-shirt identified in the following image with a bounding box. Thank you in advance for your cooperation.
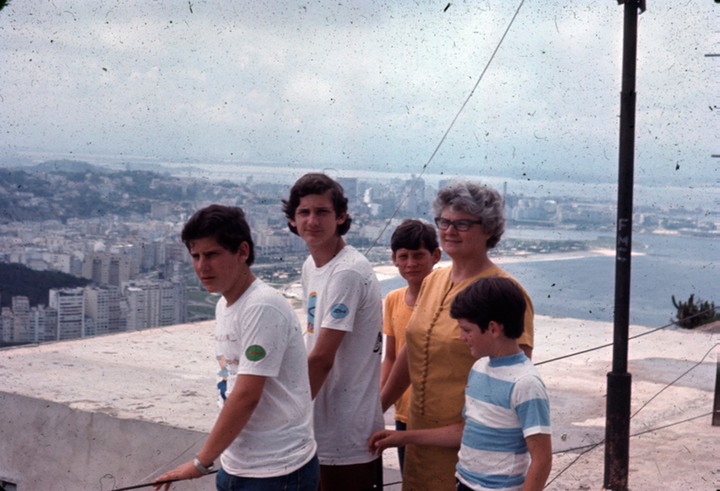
[283,173,384,491]
[154,205,318,491]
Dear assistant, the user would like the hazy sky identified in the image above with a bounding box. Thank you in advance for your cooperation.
[0,1,717,190]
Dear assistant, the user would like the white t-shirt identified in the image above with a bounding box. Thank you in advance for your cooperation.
[302,245,384,465]
[216,279,316,477]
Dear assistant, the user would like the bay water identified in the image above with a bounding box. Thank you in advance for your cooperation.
[380,231,718,328]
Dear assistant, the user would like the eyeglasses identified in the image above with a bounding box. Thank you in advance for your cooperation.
[434,217,483,232]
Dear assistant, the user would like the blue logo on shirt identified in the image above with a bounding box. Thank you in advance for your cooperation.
[307,292,317,323]
[330,303,349,319]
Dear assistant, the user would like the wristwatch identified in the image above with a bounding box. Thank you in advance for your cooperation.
[193,456,215,475]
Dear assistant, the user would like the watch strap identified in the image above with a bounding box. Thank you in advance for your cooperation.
[193,456,214,475]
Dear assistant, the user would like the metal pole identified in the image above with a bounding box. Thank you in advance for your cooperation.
[604,1,644,489]
[713,354,720,426]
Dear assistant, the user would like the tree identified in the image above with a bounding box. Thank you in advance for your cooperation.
[671,294,719,329]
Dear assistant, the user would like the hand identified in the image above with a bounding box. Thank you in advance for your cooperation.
[367,429,403,455]
[153,460,203,490]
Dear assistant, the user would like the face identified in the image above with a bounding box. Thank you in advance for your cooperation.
[393,247,439,286]
[290,191,347,249]
[188,236,249,300]
[458,318,491,359]
[437,207,491,260]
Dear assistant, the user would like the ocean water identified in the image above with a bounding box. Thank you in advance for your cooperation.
[380,231,718,328]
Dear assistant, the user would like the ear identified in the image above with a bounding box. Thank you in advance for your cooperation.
[488,320,504,338]
[336,211,347,226]
[431,248,442,264]
[237,241,251,264]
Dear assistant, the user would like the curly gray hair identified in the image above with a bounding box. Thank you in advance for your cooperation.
[432,180,505,248]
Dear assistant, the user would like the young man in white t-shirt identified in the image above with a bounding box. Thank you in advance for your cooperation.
[154,204,318,491]
[283,173,385,490]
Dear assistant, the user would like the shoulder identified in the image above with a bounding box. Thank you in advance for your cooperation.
[338,245,372,268]
[244,280,293,313]
[330,247,377,281]
[416,266,451,297]
[493,266,527,289]
[424,265,451,284]
[512,365,548,398]
[386,287,407,302]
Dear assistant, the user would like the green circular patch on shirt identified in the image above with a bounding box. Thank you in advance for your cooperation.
[245,345,267,362]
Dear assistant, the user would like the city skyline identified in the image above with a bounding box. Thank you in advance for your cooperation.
[0,1,717,194]
[1,163,716,341]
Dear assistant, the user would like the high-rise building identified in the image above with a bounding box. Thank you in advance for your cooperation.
[81,252,134,286]
[29,305,49,343]
[401,175,426,217]
[337,177,359,205]
[49,288,85,340]
[85,286,126,335]
[123,280,184,330]
[11,296,31,344]
[0,307,12,345]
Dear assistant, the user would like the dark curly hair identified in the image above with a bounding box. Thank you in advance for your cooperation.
[282,173,352,236]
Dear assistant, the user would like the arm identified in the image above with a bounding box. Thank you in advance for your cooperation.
[522,433,552,491]
[307,327,346,399]
[154,374,266,490]
[380,344,410,412]
[368,422,463,455]
[380,334,397,388]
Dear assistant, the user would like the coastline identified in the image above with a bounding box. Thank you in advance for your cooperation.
[284,247,641,299]
[371,247,638,281]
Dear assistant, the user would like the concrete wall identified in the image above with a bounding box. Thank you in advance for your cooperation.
[0,392,215,491]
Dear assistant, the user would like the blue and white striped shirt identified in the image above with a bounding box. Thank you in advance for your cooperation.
[456,352,551,491]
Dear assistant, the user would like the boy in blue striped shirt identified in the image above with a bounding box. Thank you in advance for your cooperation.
[369,277,552,491]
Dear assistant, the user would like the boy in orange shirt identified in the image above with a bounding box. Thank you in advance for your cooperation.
[380,219,440,472]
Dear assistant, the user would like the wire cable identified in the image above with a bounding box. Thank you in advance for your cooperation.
[112,471,217,491]
[535,306,718,366]
[364,0,527,256]
[630,342,718,419]
[545,337,718,488]
[546,411,713,488]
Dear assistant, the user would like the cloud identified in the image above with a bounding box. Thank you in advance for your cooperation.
[0,0,715,189]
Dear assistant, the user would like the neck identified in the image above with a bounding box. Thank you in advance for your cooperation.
[310,236,346,268]
[404,282,422,307]
[449,255,494,282]
[492,343,523,359]
[224,270,256,306]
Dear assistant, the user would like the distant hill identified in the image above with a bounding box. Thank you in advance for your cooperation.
[0,163,211,223]
[31,159,107,173]
[0,263,91,308]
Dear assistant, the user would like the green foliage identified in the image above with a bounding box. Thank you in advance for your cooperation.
[0,262,90,308]
[671,293,719,329]
[0,162,251,224]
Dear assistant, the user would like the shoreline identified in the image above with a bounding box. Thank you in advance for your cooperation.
[372,247,640,281]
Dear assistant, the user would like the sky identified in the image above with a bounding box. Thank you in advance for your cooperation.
[0,1,717,194]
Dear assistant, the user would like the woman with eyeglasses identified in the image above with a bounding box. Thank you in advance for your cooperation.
[378,180,534,490]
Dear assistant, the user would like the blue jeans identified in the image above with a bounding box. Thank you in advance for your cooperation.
[216,454,319,491]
